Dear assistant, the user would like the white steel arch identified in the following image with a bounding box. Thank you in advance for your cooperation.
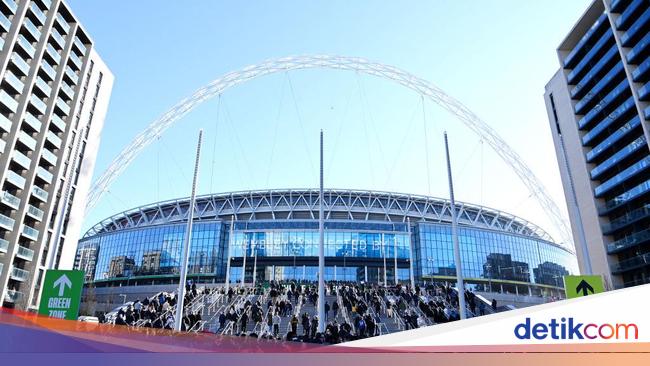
[85,55,574,251]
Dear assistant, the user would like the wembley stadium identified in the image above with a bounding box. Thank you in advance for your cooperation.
[75,188,578,301]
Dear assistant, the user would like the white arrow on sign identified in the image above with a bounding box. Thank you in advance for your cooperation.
[53,274,72,297]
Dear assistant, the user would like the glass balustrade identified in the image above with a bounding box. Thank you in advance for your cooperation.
[23,112,42,132]
[10,266,29,281]
[22,224,39,240]
[16,245,34,261]
[1,190,20,209]
[32,185,49,201]
[6,170,26,189]
[0,213,15,230]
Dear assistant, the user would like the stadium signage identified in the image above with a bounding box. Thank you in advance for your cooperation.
[38,270,84,320]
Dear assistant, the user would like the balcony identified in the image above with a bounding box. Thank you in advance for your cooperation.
[1,190,20,210]
[36,166,53,184]
[23,112,42,132]
[627,32,650,64]
[590,136,647,180]
[604,205,650,236]
[64,66,78,84]
[616,0,645,30]
[16,34,36,59]
[10,266,29,281]
[69,52,82,69]
[571,46,619,99]
[16,245,34,261]
[632,58,650,82]
[55,13,70,34]
[0,138,4,153]
[0,89,18,113]
[41,148,57,166]
[586,115,640,163]
[73,37,87,55]
[0,213,15,230]
[639,82,650,100]
[0,113,12,133]
[36,0,51,9]
[21,223,39,241]
[611,252,650,274]
[31,185,48,202]
[0,12,11,33]
[601,178,650,214]
[4,290,23,303]
[40,59,57,80]
[563,13,608,69]
[55,98,70,115]
[23,17,41,42]
[577,79,630,130]
[17,130,37,151]
[620,7,650,47]
[4,69,25,95]
[59,81,74,99]
[45,44,61,64]
[34,76,51,96]
[582,97,635,146]
[46,131,62,148]
[5,170,26,189]
[3,0,17,15]
[567,29,615,85]
[12,150,32,170]
[11,53,30,76]
[50,28,65,49]
[575,63,626,114]
[29,2,46,25]
[50,113,66,132]
[0,238,8,253]
[26,204,44,221]
[30,94,47,115]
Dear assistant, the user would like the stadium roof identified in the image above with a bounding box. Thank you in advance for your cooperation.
[84,188,556,243]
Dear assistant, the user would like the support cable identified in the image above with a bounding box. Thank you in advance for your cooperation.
[384,100,420,188]
[356,73,390,179]
[209,94,222,193]
[286,73,317,182]
[265,76,287,188]
[421,95,432,195]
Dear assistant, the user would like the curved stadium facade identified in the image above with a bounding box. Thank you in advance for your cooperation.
[75,189,578,297]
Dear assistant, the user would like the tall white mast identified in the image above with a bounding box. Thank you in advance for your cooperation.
[174,129,203,331]
[445,131,466,320]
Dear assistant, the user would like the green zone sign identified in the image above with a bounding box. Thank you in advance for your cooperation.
[563,275,605,299]
[38,270,84,320]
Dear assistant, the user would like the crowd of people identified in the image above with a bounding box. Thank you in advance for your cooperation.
[104,279,494,344]
[108,282,208,331]
[209,280,491,344]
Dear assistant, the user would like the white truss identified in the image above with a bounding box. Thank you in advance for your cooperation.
[83,188,556,245]
[84,55,574,251]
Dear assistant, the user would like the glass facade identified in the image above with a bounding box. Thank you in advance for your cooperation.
[76,216,576,291]
[77,222,225,282]
[414,223,578,288]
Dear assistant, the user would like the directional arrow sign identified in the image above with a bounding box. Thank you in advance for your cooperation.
[575,279,594,296]
[563,275,605,299]
[53,274,72,296]
[38,270,84,320]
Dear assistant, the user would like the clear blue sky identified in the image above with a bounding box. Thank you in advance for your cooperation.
[68,0,591,243]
